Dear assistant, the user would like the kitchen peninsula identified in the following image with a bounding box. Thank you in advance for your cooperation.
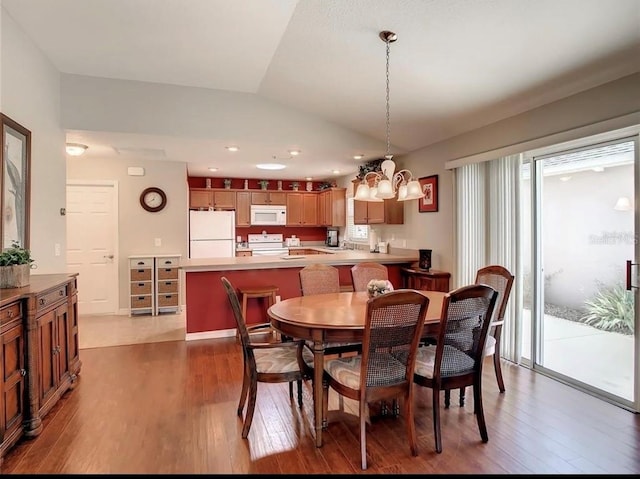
[180,249,419,338]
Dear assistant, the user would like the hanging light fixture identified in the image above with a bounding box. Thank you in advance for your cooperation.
[355,31,424,203]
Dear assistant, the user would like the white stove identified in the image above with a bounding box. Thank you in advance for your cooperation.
[248,233,288,256]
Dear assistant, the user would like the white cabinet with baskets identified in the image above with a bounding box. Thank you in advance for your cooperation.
[128,255,181,316]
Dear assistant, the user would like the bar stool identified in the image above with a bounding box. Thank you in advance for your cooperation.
[237,285,279,341]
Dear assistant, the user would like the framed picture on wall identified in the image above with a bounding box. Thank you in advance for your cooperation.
[1,114,31,249]
[418,175,438,213]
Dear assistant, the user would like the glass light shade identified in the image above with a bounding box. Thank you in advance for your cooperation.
[355,183,371,200]
[66,143,88,156]
[375,179,395,199]
[614,196,632,211]
[368,186,384,202]
[403,180,425,201]
[397,183,408,201]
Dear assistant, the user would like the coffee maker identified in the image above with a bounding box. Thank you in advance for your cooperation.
[326,228,339,247]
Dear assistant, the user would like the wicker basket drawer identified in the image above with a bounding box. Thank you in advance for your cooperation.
[130,282,152,295]
[131,296,152,309]
[157,280,178,293]
[157,268,178,280]
[157,294,178,307]
[130,269,152,281]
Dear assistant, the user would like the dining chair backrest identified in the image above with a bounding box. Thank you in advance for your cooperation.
[434,284,498,382]
[475,265,514,327]
[350,262,389,292]
[221,276,252,353]
[361,290,430,389]
[299,264,340,295]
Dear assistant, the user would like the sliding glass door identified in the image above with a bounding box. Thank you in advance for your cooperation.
[521,136,638,410]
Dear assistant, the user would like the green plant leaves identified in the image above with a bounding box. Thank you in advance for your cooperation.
[0,241,34,266]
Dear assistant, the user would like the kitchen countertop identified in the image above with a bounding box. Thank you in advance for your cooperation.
[181,249,418,272]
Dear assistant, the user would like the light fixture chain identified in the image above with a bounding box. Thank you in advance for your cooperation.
[385,37,391,159]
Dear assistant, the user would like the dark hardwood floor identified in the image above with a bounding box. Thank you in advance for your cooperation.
[2,337,639,474]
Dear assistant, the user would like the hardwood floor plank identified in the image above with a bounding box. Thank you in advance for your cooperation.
[2,337,639,474]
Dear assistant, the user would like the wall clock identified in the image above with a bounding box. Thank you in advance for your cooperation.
[140,187,167,212]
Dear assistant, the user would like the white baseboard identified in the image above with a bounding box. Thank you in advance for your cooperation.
[186,328,235,341]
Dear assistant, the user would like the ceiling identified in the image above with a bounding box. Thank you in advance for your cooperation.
[4,0,640,179]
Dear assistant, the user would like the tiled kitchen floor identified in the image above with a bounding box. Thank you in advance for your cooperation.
[78,311,186,349]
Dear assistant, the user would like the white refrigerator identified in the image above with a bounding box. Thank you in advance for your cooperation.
[189,210,236,258]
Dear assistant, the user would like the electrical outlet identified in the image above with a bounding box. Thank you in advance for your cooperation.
[154,238,162,247]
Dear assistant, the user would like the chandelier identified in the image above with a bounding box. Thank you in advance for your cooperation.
[355,31,424,203]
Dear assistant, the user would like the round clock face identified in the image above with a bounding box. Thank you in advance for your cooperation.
[140,187,167,212]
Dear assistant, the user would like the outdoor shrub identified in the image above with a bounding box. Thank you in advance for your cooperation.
[580,283,634,335]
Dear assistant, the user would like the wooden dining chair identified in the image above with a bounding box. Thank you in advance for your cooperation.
[221,276,311,438]
[321,290,430,469]
[350,262,389,292]
[297,265,363,377]
[299,263,341,295]
[413,283,498,453]
[446,265,515,408]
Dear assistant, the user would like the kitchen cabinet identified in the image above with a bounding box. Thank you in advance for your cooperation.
[0,302,25,466]
[353,198,404,225]
[190,189,236,210]
[401,266,451,292]
[318,188,346,227]
[286,193,318,226]
[251,191,287,205]
[236,191,251,227]
[236,251,252,257]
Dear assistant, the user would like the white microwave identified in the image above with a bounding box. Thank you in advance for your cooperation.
[250,205,287,225]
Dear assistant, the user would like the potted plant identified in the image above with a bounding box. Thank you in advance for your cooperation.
[0,241,35,288]
[258,179,269,190]
[223,178,232,189]
[290,181,299,191]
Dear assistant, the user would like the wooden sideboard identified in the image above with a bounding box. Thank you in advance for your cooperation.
[0,274,80,466]
[401,265,451,292]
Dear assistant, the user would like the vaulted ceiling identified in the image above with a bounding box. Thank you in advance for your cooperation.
[4,0,640,179]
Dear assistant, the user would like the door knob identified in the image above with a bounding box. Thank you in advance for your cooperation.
[104,254,114,259]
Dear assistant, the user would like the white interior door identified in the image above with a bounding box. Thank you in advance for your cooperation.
[66,181,119,315]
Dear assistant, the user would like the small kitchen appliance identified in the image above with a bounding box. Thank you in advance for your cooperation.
[326,228,339,247]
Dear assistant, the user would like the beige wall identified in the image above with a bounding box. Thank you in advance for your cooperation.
[67,156,189,312]
[1,9,66,274]
[373,73,640,278]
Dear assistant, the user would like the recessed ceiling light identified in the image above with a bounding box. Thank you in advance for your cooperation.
[208,167,218,172]
[592,166,604,172]
[256,163,286,170]
[225,146,239,152]
[559,176,572,182]
[66,143,88,156]
[353,154,363,160]
[289,149,301,156]
[332,170,340,175]
[305,177,312,181]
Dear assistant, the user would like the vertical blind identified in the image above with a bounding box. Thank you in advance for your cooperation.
[454,154,522,363]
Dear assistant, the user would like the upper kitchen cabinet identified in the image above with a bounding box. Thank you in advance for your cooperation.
[235,192,251,227]
[286,193,318,226]
[190,189,236,210]
[318,188,346,227]
[353,198,404,225]
[251,191,286,205]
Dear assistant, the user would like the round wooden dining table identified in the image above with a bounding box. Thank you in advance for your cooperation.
[268,290,446,448]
